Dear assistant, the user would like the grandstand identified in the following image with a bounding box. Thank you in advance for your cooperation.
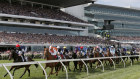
[0,0,97,36]
[0,0,99,51]
[85,4,140,37]
[0,0,140,49]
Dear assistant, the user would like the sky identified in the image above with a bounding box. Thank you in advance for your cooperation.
[95,0,140,8]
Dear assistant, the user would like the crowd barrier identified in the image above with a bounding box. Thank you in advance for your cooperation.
[0,55,140,79]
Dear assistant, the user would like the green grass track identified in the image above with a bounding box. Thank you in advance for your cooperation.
[0,59,140,79]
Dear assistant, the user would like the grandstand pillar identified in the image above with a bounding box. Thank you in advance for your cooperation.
[41,5,44,8]
[78,31,80,36]
[20,1,23,5]
[31,3,33,7]
[9,0,12,4]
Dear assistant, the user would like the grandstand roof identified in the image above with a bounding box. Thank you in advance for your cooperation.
[86,4,140,12]
[23,0,96,8]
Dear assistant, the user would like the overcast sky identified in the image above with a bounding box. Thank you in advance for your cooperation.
[95,0,140,8]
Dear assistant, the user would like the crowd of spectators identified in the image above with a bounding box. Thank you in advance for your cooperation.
[112,36,140,42]
[1,32,140,45]
[136,48,140,52]
[0,51,44,60]
[0,32,114,45]
[0,1,87,23]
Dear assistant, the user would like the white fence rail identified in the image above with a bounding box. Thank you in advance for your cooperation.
[0,55,140,79]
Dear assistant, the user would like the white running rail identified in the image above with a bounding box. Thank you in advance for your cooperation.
[0,55,139,79]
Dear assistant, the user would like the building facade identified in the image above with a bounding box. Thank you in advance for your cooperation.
[85,4,140,36]
[0,14,94,36]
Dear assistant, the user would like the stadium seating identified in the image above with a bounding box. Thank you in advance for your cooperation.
[0,32,114,45]
[1,32,140,45]
[112,36,140,42]
[0,1,87,23]
[0,1,139,45]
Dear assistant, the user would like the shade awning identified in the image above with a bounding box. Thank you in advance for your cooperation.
[23,0,96,8]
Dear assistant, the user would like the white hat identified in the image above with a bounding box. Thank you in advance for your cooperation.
[57,46,60,48]
[49,46,52,49]
[111,46,113,48]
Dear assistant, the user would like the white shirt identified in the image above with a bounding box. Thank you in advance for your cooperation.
[49,47,57,55]
[110,48,115,55]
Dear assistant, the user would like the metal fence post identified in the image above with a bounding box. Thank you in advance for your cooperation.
[98,59,104,72]
[37,62,48,79]
[3,64,13,79]
[59,60,68,79]
[110,58,115,69]
[121,57,125,68]
[128,57,132,66]
[81,59,89,76]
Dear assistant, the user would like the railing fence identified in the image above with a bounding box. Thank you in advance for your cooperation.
[0,55,140,79]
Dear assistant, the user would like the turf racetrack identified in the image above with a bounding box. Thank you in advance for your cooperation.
[0,59,140,79]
